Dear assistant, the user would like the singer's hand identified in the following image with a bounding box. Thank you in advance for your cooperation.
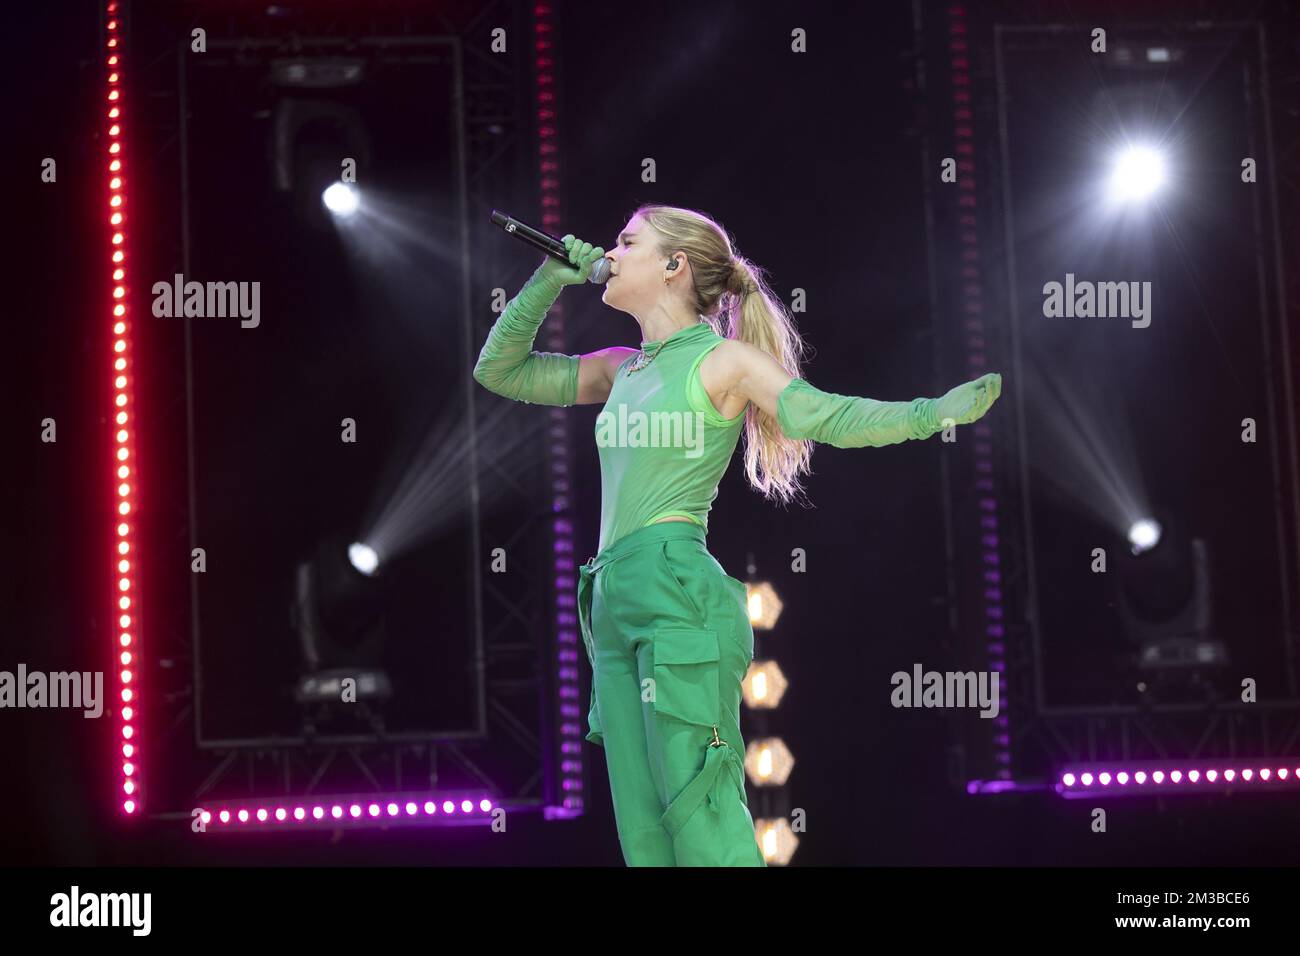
[934,372,1002,426]
[539,234,605,287]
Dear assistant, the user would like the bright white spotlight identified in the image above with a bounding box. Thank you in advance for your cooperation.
[1108,146,1166,203]
[1128,518,1162,555]
[348,542,379,576]
[322,182,360,217]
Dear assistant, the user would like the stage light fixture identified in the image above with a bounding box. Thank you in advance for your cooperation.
[743,736,795,786]
[1115,513,1224,694]
[270,56,366,90]
[743,579,783,630]
[1108,145,1166,203]
[741,659,788,709]
[1127,517,1161,555]
[322,182,359,217]
[753,817,799,866]
[348,541,378,576]
[291,535,393,735]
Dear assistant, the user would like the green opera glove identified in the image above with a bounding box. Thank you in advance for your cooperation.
[776,378,944,448]
[776,372,1003,447]
[538,234,606,288]
[472,234,606,406]
[934,372,1002,426]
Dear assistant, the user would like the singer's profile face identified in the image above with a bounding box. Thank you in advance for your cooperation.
[601,213,660,314]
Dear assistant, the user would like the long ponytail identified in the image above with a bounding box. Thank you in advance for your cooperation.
[635,204,814,506]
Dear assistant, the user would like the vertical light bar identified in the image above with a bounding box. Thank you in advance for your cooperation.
[103,0,139,816]
[946,4,1012,780]
[531,2,586,813]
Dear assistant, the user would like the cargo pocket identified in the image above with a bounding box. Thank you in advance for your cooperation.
[650,626,720,728]
[576,561,604,747]
[585,686,604,747]
[659,540,708,625]
[721,575,754,663]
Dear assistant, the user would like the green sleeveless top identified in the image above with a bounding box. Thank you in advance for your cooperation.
[595,321,748,553]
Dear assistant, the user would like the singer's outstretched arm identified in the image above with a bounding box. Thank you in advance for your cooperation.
[704,337,1001,447]
[474,236,631,406]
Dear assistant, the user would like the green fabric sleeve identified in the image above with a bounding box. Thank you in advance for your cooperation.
[776,377,942,448]
[473,263,580,406]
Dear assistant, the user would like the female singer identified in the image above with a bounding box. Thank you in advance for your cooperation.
[474,205,1000,865]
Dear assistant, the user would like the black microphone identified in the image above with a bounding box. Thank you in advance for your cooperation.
[489,210,611,284]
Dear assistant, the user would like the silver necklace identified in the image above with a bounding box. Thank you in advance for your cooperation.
[626,321,706,375]
[625,341,665,375]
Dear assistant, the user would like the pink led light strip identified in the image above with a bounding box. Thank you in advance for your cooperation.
[1061,764,1298,791]
[197,797,497,829]
[103,1,140,817]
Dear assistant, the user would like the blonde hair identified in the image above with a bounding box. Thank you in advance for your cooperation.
[634,203,814,506]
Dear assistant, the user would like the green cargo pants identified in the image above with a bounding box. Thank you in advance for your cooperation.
[577,520,767,866]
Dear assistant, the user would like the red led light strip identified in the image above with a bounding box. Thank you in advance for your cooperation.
[103,1,139,816]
